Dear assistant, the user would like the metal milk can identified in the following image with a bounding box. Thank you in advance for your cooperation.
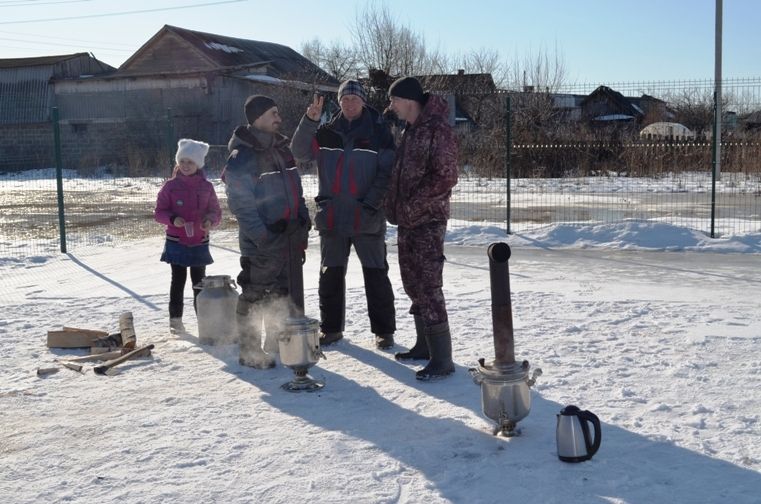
[195,275,239,345]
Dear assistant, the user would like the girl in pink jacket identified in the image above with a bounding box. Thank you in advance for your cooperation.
[154,139,222,334]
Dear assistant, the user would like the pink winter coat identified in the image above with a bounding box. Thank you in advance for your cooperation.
[154,170,222,246]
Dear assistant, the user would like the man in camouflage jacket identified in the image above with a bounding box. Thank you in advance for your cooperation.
[385,77,458,380]
[291,80,396,350]
[223,95,310,369]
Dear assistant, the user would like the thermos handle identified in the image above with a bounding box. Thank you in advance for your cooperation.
[579,410,602,458]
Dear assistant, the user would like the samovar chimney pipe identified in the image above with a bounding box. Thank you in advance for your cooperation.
[287,234,305,317]
[487,242,515,365]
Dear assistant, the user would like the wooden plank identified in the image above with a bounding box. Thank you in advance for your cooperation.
[47,329,106,348]
[61,327,109,336]
[58,350,123,363]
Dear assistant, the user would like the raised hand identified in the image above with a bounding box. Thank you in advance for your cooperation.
[306,93,324,121]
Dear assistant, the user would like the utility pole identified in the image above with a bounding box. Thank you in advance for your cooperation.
[713,0,722,181]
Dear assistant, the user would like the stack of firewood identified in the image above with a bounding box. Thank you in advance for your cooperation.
[38,312,154,376]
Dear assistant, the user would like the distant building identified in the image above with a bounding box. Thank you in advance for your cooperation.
[364,69,498,130]
[0,25,338,172]
[0,53,115,171]
[580,86,674,128]
[416,71,498,129]
[53,25,338,170]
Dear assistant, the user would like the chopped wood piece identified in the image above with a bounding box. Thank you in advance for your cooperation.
[118,312,136,349]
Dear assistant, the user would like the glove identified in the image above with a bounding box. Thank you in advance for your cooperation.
[267,219,301,235]
[266,219,288,234]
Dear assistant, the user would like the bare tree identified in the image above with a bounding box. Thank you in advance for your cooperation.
[350,1,440,77]
[301,37,359,81]
[507,46,567,93]
[455,48,509,88]
[668,88,716,137]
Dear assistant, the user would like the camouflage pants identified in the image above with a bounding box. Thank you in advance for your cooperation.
[397,222,448,325]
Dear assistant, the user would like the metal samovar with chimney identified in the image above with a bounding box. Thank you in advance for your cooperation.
[472,242,542,435]
[277,233,325,392]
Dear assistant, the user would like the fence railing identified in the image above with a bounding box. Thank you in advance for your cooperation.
[1,77,761,258]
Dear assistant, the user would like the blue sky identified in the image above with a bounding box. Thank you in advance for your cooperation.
[0,0,758,84]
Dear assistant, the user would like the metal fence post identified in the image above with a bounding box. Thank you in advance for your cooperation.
[710,92,718,239]
[505,95,512,235]
[166,107,174,174]
[52,106,67,253]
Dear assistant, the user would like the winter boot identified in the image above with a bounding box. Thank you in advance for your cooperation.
[375,333,394,350]
[263,320,282,355]
[415,321,455,381]
[395,315,430,361]
[237,311,276,369]
[262,294,289,354]
[319,331,343,346]
[169,318,186,335]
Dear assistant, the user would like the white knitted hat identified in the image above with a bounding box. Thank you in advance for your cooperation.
[175,138,210,168]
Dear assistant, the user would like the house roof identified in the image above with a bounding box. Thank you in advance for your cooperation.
[0,53,92,69]
[745,110,761,125]
[581,85,644,119]
[416,73,496,94]
[119,25,337,84]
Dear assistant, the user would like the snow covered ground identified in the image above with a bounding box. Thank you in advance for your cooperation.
[2,222,761,503]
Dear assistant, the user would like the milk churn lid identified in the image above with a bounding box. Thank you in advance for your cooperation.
[201,275,232,288]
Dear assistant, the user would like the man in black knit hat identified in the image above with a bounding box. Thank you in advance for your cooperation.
[223,94,311,369]
[385,76,459,380]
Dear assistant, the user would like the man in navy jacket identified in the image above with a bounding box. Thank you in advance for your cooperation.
[291,80,396,349]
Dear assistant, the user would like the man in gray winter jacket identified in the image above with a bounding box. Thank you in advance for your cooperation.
[291,80,396,349]
[223,95,310,369]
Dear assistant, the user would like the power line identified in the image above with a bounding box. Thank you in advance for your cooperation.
[0,1,95,8]
[0,0,246,24]
[0,29,135,47]
[0,35,132,51]
[0,42,128,56]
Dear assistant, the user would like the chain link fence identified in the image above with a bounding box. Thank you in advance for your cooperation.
[1,78,761,259]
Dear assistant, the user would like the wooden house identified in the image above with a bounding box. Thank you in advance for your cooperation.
[580,86,674,129]
[417,71,498,129]
[50,25,338,171]
[0,53,115,171]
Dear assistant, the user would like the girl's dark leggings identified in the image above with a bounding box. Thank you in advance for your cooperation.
[169,264,206,318]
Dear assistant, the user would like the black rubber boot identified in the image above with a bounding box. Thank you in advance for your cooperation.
[415,321,455,381]
[395,315,430,361]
